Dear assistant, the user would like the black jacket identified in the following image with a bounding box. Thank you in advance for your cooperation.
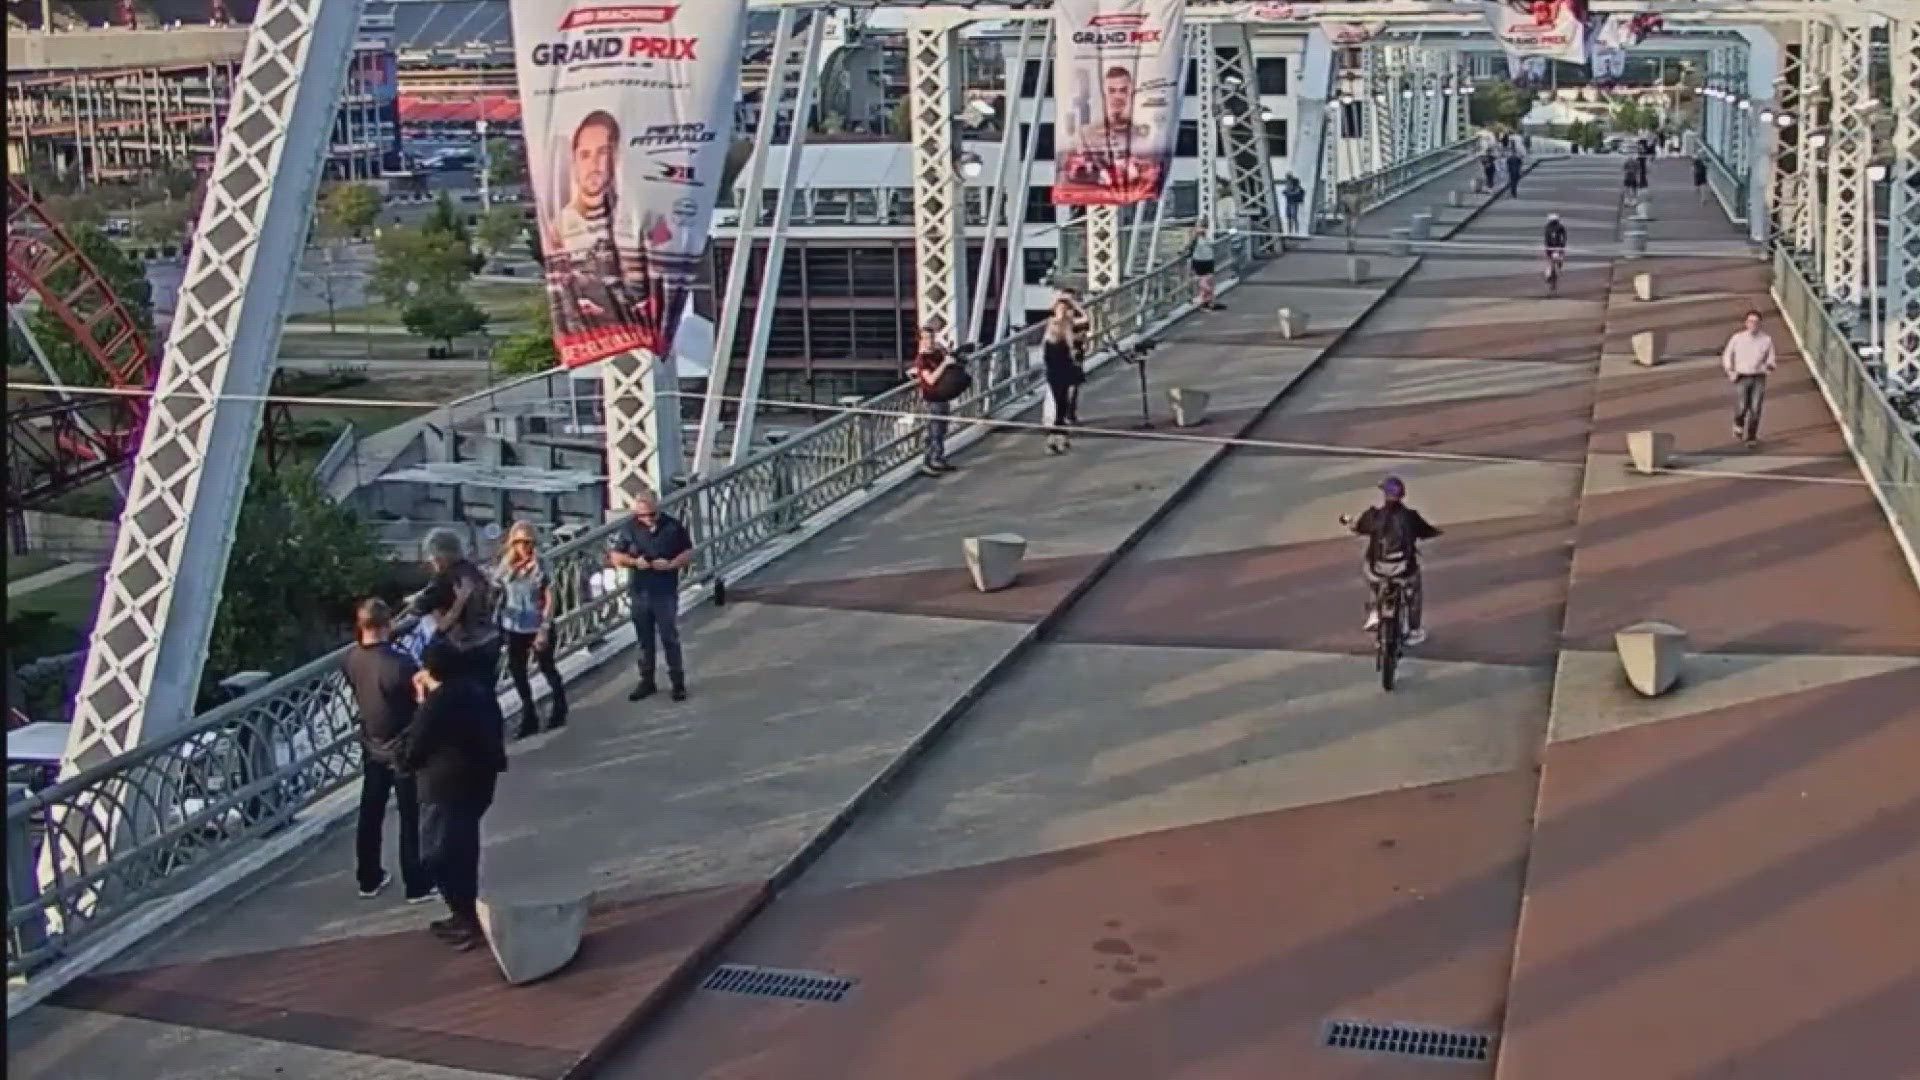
[1544,221,1567,249]
[402,677,508,805]
[1352,503,1442,570]
[342,641,417,763]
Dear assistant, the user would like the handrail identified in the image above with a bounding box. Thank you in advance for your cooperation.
[1697,137,1748,225]
[1316,137,1478,232]
[311,422,357,485]
[5,230,1260,981]
[1771,246,1920,588]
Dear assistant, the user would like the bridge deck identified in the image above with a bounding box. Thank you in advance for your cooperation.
[14,158,1918,1080]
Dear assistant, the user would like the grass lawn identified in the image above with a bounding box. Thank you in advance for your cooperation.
[285,281,542,328]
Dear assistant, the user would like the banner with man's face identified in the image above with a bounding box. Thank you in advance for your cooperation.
[1052,0,1186,206]
[1481,0,1590,65]
[510,0,746,367]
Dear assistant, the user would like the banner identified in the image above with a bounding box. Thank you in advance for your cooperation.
[1052,0,1185,206]
[1322,21,1386,45]
[510,0,746,368]
[1481,0,1590,65]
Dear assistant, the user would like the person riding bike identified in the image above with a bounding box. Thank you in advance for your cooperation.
[1543,213,1568,280]
[1349,476,1441,648]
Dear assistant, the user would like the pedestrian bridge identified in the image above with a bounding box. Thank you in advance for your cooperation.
[11,156,1920,1079]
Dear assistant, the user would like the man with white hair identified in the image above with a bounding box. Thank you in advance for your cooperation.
[408,528,499,684]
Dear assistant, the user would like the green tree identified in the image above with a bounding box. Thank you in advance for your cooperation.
[421,192,485,272]
[133,199,192,248]
[494,298,557,377]
[1470,81,1530,131]
[401,295,489,352]
[26,223,155,386]
[319,182,382,241]
[486,136,527,187]
[475,205,525,257]
[206,467,384,689]
[368,224,475,311]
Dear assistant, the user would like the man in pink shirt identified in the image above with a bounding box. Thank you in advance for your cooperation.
[1721,309,1777,448]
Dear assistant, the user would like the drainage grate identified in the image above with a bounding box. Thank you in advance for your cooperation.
[701,964,855,1003]
[1323,1020,1493,1062]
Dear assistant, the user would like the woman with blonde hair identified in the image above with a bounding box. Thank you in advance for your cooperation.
[493,521,566,738]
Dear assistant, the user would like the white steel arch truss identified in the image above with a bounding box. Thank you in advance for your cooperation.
[65,0,371,769]
[909,15,968,337]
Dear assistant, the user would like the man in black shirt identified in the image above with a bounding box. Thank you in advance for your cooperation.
[1348,476,1442,647]
[341,599,432,902]
[607,492,695,701]
[405,640,508,951]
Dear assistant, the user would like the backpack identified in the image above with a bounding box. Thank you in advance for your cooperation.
[1373,506,1418,564]
[924,356,972,404]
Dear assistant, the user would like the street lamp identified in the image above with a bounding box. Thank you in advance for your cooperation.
[957,151,985,180]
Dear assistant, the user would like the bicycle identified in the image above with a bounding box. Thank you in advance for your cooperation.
[1342,515,1415,692]
[1544,248,1565,294]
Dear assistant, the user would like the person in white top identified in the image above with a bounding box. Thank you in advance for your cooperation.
[1190,235,1219,311]
[1721,309,1778,448]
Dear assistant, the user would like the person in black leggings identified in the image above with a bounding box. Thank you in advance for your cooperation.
[1043,289,1086,454]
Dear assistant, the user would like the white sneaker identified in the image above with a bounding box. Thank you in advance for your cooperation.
[1406,629,1429,647]
[1363,611,1380,631]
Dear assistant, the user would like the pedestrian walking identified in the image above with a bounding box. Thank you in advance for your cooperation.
[1504,151,1523,198]
[1189,233,1220,310]
[1480,149,1497,193]
[406,639,507,952]
[1692,155,1709,202]
[1721,309,1778,448]
[608,492,695,701]
[1281,173,1305,233]
[493,521,566,738]
[911,327,964,475]
[342,599,433,904]
[1623,154,1643,202]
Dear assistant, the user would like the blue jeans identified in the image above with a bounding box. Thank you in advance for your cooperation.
[923,400,951,467]
[420,796,489,916]
[630,588,684,685]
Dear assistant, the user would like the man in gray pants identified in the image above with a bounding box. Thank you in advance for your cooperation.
[1721,309,1778,449]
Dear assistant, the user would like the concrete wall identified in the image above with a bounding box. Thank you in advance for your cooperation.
[7,28,247,72]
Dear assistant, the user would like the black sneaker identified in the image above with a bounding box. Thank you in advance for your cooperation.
[628,681,657,702]
[358,870,390,899]
[405,887,439,905]
[428,916,464,938]
[546,707,568,731]
[933,462,958,473]
[440,926,480,952]
[919,463,943,477]
[670,685,688,703]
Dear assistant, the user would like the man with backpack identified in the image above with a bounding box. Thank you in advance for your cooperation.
[1348,476,1442,647]
[1281,173,1305,233]
[913,327,965,476]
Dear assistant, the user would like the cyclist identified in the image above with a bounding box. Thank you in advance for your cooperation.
[1543,212,1568,286]
[1349,476,1441,647]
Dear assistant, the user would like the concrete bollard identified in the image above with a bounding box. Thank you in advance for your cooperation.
[1633,273,1656,302]
[964,534,1027,592]
[1626,430,1675,475]
[1631,330,1665,367]
[1346,256,1371,284]
[1633,199,1652,221]
[1624,228,1648,255]
[1276,307,1311,339]
[1448,189,1465,207]
[1167,388,1211,428]
[1615,621,1688,697]
[1410,213,1434,241]
[1388,228,1412,257]
[477,888,592,985]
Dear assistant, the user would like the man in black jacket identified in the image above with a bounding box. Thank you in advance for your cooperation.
[1349,476,1442,647]
[405,640,509,950]
[341,599,432,902]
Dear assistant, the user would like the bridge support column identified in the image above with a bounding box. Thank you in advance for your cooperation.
[1794,19,1829,268]
[1766,29,1805,253]
[65,0,370,768]
[1888,18,1920,391]
[1823,22,1871,325]
[909,15,969,338]
[1213,24,1283,255]
[1195,23,1220,239]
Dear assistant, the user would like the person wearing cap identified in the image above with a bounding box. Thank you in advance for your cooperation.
[1348,476,1442,647]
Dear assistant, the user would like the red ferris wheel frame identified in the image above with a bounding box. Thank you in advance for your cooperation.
[6,177,154,507]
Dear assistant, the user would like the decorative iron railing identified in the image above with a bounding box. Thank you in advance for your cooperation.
[5,232,1255,982]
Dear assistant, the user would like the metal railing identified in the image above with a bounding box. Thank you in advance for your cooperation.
[4,233,1256,982]
[310,422,357,487]
[1772,247,1920,583]
[1316,137,1479,233]
[1698,137,1749,225]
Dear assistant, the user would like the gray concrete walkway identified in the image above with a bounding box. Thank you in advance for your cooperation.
[9,165,1494,1080]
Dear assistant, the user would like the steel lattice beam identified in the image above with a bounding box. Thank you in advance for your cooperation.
[909,17,967,337]
[1888,17,1920,390]
[1767,32,1804,251]
[1195,23,1221,239]
[1823,22,1870,314]
[1795,19,1828,262]
[1213,24,1284,254]
[65,0,370,771]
